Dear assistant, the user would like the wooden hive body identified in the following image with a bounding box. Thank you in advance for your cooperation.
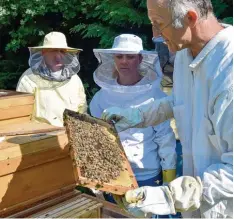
[0,90,34,123]
[9,190,103,218]
[0,128,76,217]
[0,91,76,217]
[0,91,133,218]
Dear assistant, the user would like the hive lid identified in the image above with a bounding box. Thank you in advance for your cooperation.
[0,121,64,137]
[63,109,138,195]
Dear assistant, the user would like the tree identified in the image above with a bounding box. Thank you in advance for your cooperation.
[0,0,233,93]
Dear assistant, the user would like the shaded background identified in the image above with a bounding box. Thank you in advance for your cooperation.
[0,0,233,102]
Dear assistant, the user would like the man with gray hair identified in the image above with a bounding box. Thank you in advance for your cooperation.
[102,0,233,218]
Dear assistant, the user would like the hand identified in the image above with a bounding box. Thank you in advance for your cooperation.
[101,107,143,132]
[125,186,176,215]
[125,176,203,215]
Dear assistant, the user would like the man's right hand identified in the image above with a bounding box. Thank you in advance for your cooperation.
[124,176,203,216]
[101,107,143,132]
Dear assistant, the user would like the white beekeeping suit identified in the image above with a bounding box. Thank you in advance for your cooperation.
[17,32,87,127]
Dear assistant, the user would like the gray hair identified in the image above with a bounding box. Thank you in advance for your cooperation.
[166,0,214,28]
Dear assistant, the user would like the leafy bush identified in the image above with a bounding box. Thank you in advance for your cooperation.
[0,0,232,94]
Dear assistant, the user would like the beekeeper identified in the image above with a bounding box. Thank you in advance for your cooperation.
[102,0,233,218]
[89,34,177,215]
[17,32,87,127]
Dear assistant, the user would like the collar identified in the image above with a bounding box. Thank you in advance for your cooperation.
[189,25,233,70]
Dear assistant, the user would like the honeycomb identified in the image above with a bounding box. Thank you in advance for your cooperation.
[64,109,124,184]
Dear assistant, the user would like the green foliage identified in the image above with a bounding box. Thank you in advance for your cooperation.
[0,60,25,89]
[211,0,233,24]
[70,1,150,48]
[0,0,232,53]
[71,23,117,48]
[212,0,228,17]
[0,0,150,51]
[83,81,99,105]
[222,17,233,25]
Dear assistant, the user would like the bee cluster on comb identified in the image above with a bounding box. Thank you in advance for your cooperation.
[64,109,124,184]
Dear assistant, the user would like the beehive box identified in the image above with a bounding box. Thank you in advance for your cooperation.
[7,188,133,218]
[0,122,132,218]
[0,91,135,218]
[8,190,103,218]
[30,193,103,218]
[64,109,138,195]
[0,90,34,123]
[0,125,75,217]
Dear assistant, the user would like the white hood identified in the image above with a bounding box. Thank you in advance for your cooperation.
[93,51,162,93]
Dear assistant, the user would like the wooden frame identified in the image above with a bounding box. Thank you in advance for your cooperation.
[2,185,77,218]
[64,109,138,195]
[26,191,103,218]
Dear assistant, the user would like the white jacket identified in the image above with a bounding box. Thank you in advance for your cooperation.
[90,77,176,181]
[17,68,87,127]
[176,26,233,218]
[140,26,233,217]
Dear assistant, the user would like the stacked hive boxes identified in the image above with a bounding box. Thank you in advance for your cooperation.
[0,90,95,217]
[0,90,135,218]
[0,90,34,125]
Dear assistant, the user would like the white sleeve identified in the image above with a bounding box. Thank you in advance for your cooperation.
[202,87,233,209]
[201,56,233,217]
[153,120,177,170]
[140,93,174,127]
[89,91,103,118]
[16,72,34,93]
[76,77,87,113]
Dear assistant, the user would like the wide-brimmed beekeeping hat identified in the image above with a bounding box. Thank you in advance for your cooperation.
[29,31,82,52]
[93,34,154,55]
[93,34,162,92]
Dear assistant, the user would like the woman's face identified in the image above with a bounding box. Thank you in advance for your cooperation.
[114,54,142,76]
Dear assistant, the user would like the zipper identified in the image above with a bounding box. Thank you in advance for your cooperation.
[191,70,195,176]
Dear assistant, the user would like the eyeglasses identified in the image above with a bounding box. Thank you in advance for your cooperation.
[152,16,179,36]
